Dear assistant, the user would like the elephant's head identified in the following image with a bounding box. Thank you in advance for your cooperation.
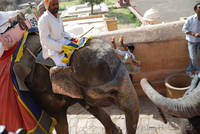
[50,38,139,134]
[50,38,133,100]
[140,76,200,118]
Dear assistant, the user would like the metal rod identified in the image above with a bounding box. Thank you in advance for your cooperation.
[79,26,94,38]
[25,47,49,71]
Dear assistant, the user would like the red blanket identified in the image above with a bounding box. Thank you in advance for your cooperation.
[0,35,55,133]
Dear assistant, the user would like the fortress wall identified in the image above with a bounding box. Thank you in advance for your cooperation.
[95,21,190,96]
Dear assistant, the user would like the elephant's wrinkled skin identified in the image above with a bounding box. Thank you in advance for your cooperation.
[140,76,200,134]
[50,38,139,134]
[14,34,139,134]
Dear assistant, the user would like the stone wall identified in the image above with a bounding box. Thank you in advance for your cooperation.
[95,21,189,96]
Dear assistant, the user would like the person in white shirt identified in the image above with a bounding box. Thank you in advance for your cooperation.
[38,0,74,66]
[0,10,23,57]
[182,3,200,77]
[112,36,140,64]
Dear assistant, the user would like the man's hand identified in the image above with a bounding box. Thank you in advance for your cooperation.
[59,50,64,54]
[190,32,200,37]
[119,35,128,51]
[17,9,26,15]
[71,38,78,43]
[111,36,117,49]
[135,60,141,66]
[194,33,200,37]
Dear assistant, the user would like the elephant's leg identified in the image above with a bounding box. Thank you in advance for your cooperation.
[54,109,69,134]
[79,101,122,134]
[116,92,139,134]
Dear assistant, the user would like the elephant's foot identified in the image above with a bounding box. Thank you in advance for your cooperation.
[124,109,139,134]
[79,101,122,134]
[106,126,122,134]
[54,110,69,134]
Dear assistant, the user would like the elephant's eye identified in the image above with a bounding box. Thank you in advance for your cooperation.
[109,90,119,96]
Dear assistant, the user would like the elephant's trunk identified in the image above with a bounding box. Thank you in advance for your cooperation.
[124,85,139,134]
[116,71,139,134]
[140,78,200,118]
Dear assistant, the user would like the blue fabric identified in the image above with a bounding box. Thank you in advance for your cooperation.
[182,14,200,43]
[186,41,200,72]
[29,27,38,33]
[63,37,89,63]
[123,53,128,62]
[67,37,87,48]
[11,35,42,120]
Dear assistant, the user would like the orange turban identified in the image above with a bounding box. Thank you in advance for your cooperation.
[43,0,52,9]
[43,0,50,5]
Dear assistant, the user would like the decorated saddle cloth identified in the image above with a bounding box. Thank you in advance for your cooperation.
[0,28,56,134]
[61,36,92,65]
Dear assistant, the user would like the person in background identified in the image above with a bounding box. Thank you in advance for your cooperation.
[0,10,25,57]
[182,2,200,77]
[37,1,46,17]
[112,36,141,82]
[38,0,75,66]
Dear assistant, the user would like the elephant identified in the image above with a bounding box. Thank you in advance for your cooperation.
[14,33,139,134]
[140,75,200,134]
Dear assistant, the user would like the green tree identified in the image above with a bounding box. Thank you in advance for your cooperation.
[82,0,104,14]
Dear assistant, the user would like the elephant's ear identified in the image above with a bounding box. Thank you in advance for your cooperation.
[50,66,83,99]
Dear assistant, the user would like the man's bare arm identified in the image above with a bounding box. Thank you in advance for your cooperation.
[111,36,117,49]
[186,32,200,37]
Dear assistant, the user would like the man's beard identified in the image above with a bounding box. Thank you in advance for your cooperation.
[53,8,59,14]
[49,8,59,15]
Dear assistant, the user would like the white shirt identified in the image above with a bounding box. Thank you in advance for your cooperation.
[0,11,19,33]
[38,10,72,59]
[182,14,200,43]
[115,49,136,62]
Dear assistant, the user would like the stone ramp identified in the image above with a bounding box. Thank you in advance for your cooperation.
[136,97,182,134]
[53,97,184,134]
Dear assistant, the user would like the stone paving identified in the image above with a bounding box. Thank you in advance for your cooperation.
[130,0,196,22]
[53,97,184,134]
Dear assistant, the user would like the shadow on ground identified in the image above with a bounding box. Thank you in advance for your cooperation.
[65,97,184,134]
